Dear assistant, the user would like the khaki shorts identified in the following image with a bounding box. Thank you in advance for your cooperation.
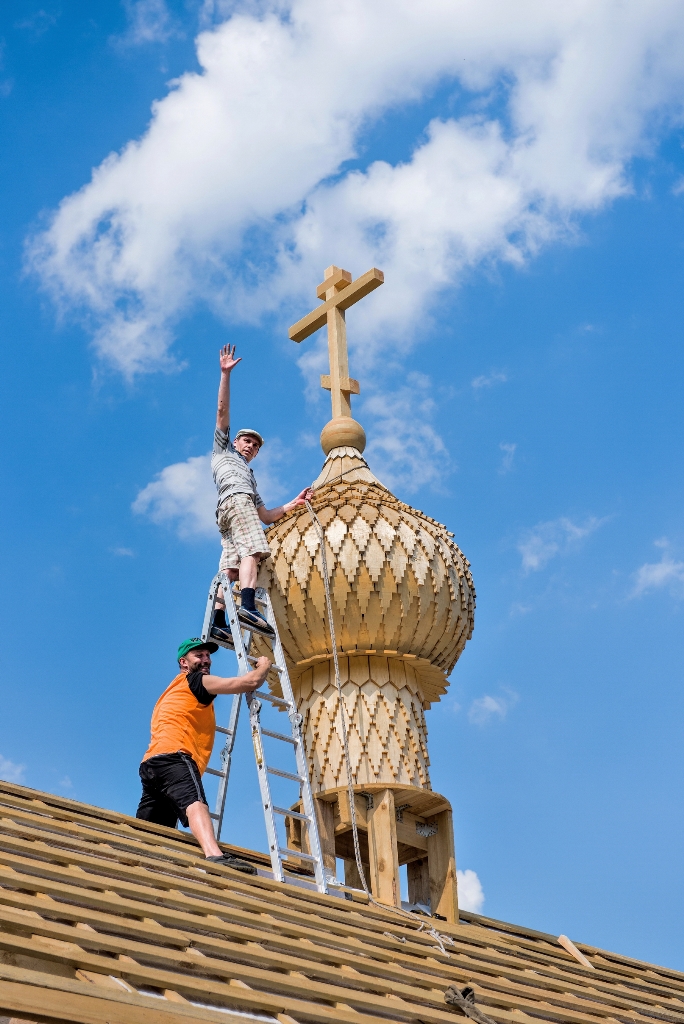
[218,493,271,571]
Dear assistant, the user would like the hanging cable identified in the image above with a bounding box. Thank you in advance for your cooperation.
[305,498,372,899]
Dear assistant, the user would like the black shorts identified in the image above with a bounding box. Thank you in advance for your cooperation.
[136,752,209,829]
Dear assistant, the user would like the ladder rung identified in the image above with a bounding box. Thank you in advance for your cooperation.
[209,812,219,820]
[205,767,224,777]
[215,726,233,735]
[258,693,290,709]
[261,728,297,745]
[272,805,310,822]
[267,766,304,783]
[246,655,284,674]
[279,847,317,863]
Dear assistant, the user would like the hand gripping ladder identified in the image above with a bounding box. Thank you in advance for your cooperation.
[200,572,330,894]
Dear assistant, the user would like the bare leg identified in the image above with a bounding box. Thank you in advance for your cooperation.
[216,568,239,611]
[186,801,223,857]
[238,554,259,591]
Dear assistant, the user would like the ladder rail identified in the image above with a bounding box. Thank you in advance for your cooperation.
[223,576,287,885]
[212,691,241,838]
[200,572,248,841]
[258,586,329,894]
[200,575,221,647]
[199,572,330,893]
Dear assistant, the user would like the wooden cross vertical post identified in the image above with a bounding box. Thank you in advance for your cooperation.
[289,265,384,424]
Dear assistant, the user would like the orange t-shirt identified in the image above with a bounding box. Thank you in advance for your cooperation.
[142,673,216,775]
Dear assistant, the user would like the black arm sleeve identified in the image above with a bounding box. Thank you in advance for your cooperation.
[187,670,216,706]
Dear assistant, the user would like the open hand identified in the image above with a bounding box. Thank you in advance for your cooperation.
[219,344,242,374]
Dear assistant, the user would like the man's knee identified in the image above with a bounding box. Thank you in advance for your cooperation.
[186,800,207,815]
[185,800,211,830]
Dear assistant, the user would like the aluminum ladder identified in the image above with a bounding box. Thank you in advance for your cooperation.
[200,572,331,894]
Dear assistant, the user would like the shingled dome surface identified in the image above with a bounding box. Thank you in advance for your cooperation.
[264,446,476,706]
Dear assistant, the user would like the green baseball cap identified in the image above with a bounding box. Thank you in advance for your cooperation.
[177,637,218,660]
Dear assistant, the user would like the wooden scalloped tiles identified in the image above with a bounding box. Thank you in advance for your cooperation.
[298,657,431,792]
[265,474,475,698]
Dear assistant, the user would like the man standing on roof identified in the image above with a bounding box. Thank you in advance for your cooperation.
[210,344,312,642]
[136,637,270,873]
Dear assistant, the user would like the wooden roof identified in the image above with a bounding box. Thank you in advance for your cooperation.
[0,781,682,1024]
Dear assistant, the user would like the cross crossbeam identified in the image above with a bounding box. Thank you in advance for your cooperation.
[289,265,383,420]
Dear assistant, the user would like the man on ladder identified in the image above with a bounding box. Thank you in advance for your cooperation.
[210,344,312,644]
[136,637,270,873]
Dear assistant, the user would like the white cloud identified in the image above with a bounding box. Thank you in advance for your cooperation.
[26,1,684,377]
[0,39,13,99]
[110,546,135,557]
[457,869,485,913]
[133,442,288,538]
[518,515,607,572]
[0,755,26,784]
[116,0,178,46]
[134,453,216,538]
[630,542,684,598]
[15,9,59,35]
[472,371,507,389]
[509,601,531,617]
[498,442,516,474]
[362,373,449,493]
[468,688,519,725]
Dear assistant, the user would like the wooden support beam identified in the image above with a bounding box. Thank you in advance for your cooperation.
[426,810,458,923]
[366,789,400,908]
[407,857,430,908]
[343,857,366,891]
[314,798,337,876]
[558,935,595,970]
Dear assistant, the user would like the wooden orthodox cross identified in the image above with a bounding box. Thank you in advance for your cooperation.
[289,265,384,418]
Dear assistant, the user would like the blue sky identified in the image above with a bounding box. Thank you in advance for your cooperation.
[1,0,684,968]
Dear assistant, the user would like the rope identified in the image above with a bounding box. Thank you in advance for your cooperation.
[305,499,372,899]
[304,497,456,956]
[445,986,499,1024]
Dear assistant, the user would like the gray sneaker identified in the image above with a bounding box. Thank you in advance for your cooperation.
[206,854,257,875]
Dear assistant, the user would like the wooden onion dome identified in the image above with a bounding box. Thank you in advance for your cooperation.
[264,445,475,795]
[259,264,476,918]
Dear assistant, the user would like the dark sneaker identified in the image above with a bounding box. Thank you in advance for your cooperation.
[237,607,275,638]
[206,854,257,875]
[210,624,235,649]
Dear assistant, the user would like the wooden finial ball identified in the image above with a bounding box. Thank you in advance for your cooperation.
[320,416,366,455]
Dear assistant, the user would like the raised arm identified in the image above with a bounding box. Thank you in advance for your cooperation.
[201,656,271,696]
[258,487,313,525]
[216,345,242,434]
